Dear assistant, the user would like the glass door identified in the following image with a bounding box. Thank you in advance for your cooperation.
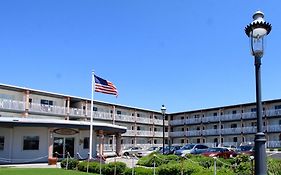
[53,137,75,158]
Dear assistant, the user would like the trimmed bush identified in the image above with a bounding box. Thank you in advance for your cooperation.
[268,158,281,175]
[102,162,126,175]
[60,158,79,170]
[124,167,154,175]
[77,161,101,173]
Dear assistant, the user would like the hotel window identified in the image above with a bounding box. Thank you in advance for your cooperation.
[197,138,200,143]
[137,113,140,117]
[0,136,4,150]
[181,116,184,120]
[154,140,157,144]
[137,126,141,130]
[275,105,281,110]
[181,139,185,144]
[213,112,217,116]
[29,98,32,108]
[251,122,257,126]
[233,137,238,142]
[117,110,121,115]
[154,128,157,131]
[83,137,89,149]
[251,108,257,112]
[232,110,237,114]
[214,125,217,129]
[40,99,53,106]
[121,139,123,144]
[202,138,206,143]
[131,139,134,144]
[23,136,39,150]
[92,107,98,111]
[279,120,281,125]
[109,139,113,145]
[181,128,184,131]
[231,123,237,128]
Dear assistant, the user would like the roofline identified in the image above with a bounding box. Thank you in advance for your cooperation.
[0,83,162,114]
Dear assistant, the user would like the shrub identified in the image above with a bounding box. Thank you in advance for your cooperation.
[137,153,179,167]
[102,162,127,175]
[268,158,281,175]
[77,161,101,173]
[124,167,154,175]
[60,158,79,170]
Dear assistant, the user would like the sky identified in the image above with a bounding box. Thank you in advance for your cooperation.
[0,0,281,113]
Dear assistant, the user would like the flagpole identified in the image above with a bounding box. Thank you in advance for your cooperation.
[89,71,95,159]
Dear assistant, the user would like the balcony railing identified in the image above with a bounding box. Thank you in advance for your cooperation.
[29,103,66,115]
[186,118,201,124]
[170,119,184,126]
[221,127,242,135]
[267,125,281,132]
[202,116,220,123]
[92,111,113,120]
[169,131,185,137]
[220,113,241,121]
[154,131,168,137]
[122,130,135,137]
[266,109,281,117]
[267,141,281,148]
[0,98,25,111]
[243,126,257,134]
[115,114,134,122]
[186,130,201,136]
[202,129,220,136]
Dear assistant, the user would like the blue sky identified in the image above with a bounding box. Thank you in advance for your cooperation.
[0,1,280,113]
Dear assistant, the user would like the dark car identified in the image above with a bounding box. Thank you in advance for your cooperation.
[236,145,254,156]
[202,147,237,158]
[161,145,182,155]
[175,144,208,156]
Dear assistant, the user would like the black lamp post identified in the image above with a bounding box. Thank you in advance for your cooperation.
[161,105,166,154]
[245,11,272,175]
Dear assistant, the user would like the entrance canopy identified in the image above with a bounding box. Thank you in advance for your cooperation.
[0,117,126,135]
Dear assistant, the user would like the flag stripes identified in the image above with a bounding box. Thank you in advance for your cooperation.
[94,75,118,96]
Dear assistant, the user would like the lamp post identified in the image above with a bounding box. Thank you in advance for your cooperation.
[245,11,272,175]
[161,105,166,154]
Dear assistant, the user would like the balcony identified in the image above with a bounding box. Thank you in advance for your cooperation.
[0,98,25,112]
[115,114,134,122]
[267,141,281,148]
[30,103,66,115]
[186,130,201,137]
[266,109,281,117]
[136,117,151,124]
[185,118,201,124]
[243,126,257,134]
[169,131,185,137]
[122,130,135,137]
[221,127,242,135]
[69,108,84,117]
[220,113,241,121]
[154,131,168,138]
[202,116,220,123]
[136,130,154,137]
[267,125,281,132]
[170,119,184,126]
[202,129,220,136]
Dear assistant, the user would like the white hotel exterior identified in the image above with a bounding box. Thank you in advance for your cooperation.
[0,83,280,164]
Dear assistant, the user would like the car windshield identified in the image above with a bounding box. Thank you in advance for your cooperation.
[237,145,253,151]
[182,144,195,150]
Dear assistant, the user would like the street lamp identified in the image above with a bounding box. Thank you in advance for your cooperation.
[161,105,166,154]
[245,11,272,175]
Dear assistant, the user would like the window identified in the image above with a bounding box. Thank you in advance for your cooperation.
[181,128,184,131]
[213,112,217,116]
[154,140,157,144]
[275,105,281,110]
[251,122,257,126]
[231,123,237,128]
[181,139,185,144]
[196,127,200,130]
[137,126,141,130]
[117,110,121,115]
[251,108,257,112]
[154,128,157,131]
[29,98,32,108]
[121,139,123,144]
[232,110,237,114]
[109,139,113,145]
[131,126,134,130]
[40,99,53,106]
[0,136,4,150]
[197,138,200,143]
[214,125,217,129]
[181,116,184,120]
[23,136,39,150]
[131,139,134,144]
[221,137,224,143]
[279,120,281,125]
[83,137,89,149]
[92,107,98,111]
[202,139,206,143]
[137,113,140,117]
[233,137,238,142]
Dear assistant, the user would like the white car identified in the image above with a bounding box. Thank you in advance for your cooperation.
[136,146,159,157]
[122,146,142,156]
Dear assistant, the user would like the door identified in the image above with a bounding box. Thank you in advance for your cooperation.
[53,137,75,158]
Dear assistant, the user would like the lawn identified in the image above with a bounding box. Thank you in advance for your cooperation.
[0,168,99,175]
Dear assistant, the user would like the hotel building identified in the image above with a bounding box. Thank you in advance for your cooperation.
[0,83,280,164]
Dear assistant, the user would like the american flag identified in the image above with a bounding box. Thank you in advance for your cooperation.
[94,75,118,96]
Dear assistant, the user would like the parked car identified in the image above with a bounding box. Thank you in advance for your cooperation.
[221,145,236,151]
[160,145,182,155]
[236,145,254,156]
[122,146,142,156]
[136,146,159,157]
[175,144,208,156]
[202,147,237,158]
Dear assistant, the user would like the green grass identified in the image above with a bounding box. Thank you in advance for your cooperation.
[0,168,99,175]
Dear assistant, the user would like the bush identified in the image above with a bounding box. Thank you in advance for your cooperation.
[137,153,179,167]
[268,158,281,175]
[102,162,127,175]
[124,167,154,175]
[77,161,101,173]
[60,158,79,170]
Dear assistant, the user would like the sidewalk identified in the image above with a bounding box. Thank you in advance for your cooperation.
[0,162,61,168]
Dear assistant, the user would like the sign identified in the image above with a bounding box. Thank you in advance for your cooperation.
[53,128,79,135]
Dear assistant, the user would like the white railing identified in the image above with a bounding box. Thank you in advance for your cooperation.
[243,126,257,133]
[170,119,184,126]
[267,141,281,148]
[29,103,66,115]
[169,131,185,137]
[136,130,153,137]
[136,117,151,124]
[93,111,113,120]
[220,113,241,121]
[202,129,220,136]
[69,107,83,116]
[267,125,281,132]
[154,131,168,137]
[115,114,134,122]
[0,98,25,111]
[154,119,164,125]
[122,130,135,137]
[186,118,201,124]
[186,130,201,136]
[242,112,256,119]
[202,116,220,123]
[221,127,242,135]
[266,109,281,117]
